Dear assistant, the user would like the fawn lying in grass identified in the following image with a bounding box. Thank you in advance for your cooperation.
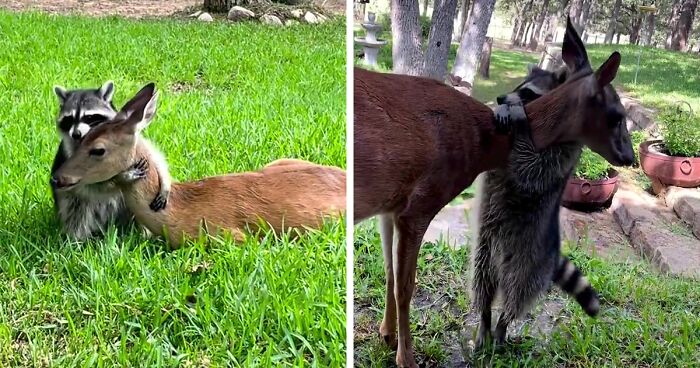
[52,83,346,248]
[354,16,634,367]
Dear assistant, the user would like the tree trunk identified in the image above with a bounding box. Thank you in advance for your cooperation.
[604,0,621,44]
[511,0,533,45]
[511,17,523,44]
[391,0,424,76]
[569,0,584,32]
[451,0,497,93]
[423,0,459,80]
[615,32,621,44]
[542,12,559,43]
[528,0,550,50]
[629,12,643,45]
[203,0,232,12]
[456,0,471,41]
[666,0,682,48]
[577,0,592,35]
[642,12,656,46]
[520,22,532,46]
[670,0,699,51]
[423,0,430,16]
[479,37,493,78]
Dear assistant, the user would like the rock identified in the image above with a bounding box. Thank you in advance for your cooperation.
[227,6,255,21]
[665,187,700,239]
[290,9,304,18]
[303,11,318,24]
[197,12,213,22]
[285,19,300,26]
[189,10,203,18]
[315,12,329,23]
[261,14,283,26]
[423,202,473,248]
[620,94,658,133]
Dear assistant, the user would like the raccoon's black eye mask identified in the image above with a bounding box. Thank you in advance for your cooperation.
[83,114,108,126]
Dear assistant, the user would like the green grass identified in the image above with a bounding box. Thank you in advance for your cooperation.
[354,224,700,367]
[0,11,346,367]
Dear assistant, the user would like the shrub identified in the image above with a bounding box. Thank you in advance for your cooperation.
[659,104,700,157]
[575,148,611,180]
[630,130,647,164]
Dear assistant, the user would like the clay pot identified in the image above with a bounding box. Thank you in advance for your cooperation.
[640,139,700,188]
[562,169,619,210]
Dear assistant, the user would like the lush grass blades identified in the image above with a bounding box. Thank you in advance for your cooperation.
[0,11,346,367]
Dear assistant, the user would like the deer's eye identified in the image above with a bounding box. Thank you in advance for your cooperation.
[89,148,105,156]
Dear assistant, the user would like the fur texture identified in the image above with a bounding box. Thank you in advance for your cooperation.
[472,67,601,349]
[50,81,171,240]
[52,83,346,248]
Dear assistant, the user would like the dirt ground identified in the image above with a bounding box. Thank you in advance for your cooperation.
[0,0,346,17]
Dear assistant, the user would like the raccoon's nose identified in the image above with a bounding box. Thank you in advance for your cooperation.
[71,131,82,140]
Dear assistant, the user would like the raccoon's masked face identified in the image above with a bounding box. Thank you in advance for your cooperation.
[53,81,118,145]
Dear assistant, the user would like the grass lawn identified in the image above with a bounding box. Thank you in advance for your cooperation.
[354,229,700,367]
[0,11,346,367]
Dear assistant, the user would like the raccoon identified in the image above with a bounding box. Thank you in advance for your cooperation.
[471,65,600,349]
[50,81,170,240]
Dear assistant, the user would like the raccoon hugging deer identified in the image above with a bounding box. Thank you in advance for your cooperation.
[52,83,346,248]
[354,17,634,367]
[50,81,170,240]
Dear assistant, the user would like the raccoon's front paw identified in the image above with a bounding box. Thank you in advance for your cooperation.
[149,192,167,212]
[118,157,149,183]
[494,104,512,134]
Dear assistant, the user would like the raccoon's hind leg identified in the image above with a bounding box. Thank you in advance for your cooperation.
[494,251,556,346]
[472,233,498,350]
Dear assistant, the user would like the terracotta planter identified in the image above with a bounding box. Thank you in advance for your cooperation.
[562,169,619,210]
[639,139,700,188]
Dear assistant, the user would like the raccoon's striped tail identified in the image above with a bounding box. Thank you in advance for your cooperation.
[552,256,600,317]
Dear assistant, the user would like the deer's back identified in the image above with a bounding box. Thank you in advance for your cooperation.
[354,68,508,220]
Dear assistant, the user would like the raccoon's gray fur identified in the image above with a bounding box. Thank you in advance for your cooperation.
[471,66,600,349]
[50,81,169,240]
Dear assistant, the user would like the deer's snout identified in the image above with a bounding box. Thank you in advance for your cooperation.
[51,175,79,190]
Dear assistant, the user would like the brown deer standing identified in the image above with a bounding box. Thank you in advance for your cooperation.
[52,83,346,248]
[354,17,634,367]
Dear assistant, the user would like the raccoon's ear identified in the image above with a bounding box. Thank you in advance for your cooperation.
[99,80,115,102]
[555,66,569,84]
[119,83,158,134]
[53,85,68,103]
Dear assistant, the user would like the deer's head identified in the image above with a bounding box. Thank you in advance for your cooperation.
[52,83,158,190]
[535,16,634,167]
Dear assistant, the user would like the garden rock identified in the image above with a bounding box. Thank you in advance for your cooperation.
[189,10,203,18]
[303,11,318,24]
[197,12,213,22]
[227,6,255,21]
[285,19,300,26]
[665,187,700,239]
[290,9,304,18]
[261,14,283,26]
[315,12,329,23]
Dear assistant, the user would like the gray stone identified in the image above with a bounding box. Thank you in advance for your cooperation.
[620,94,658,133]
[261,14,283,26]
[315,12,328,23]
[189,10,203,18]
[629,222,700,279]
[285,19,300,26]
[666,187,700,239]
[423,202,472,248]
[303,11,318,24]
[197,12,213,22]
[227,6,255,21]
[611,189,656,235]
[290,9,304,18]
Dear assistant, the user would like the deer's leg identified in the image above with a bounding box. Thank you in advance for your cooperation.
[393,214,431,368]
[378,213,398,348]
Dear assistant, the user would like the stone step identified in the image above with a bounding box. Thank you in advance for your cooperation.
[423,202,472,248]
[611,187,700,279]
[664,186,700,240]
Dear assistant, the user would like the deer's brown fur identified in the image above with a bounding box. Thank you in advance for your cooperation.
[53,84,346,248]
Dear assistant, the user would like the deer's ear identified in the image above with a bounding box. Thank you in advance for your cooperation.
[54,85,68,103]
[561,15,590,72]
[119,83,158,133]
[99,80,115,102]
[595,52,621,87]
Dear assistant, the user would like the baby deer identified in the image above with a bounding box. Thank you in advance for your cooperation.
[354,16,633,368]
[52,83,346,248]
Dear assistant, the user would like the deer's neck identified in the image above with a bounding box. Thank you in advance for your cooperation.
[120,139,172,234]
